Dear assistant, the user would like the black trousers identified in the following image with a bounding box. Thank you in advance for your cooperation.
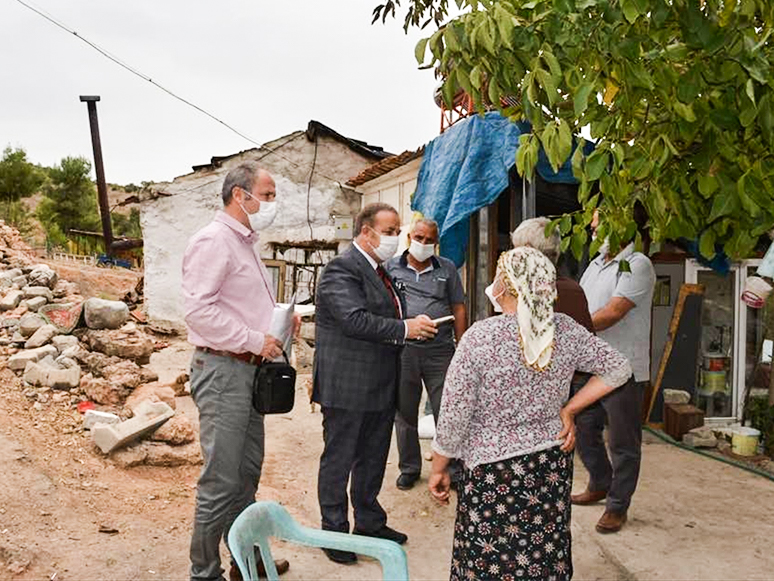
[395,344,456,477]
[574,376,646,513]
[317,407,393,533]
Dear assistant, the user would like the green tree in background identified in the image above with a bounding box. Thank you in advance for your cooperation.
[0,147,44,237]
[112,207,142,239]
[375,0,774,259]
[37,156,100,249]
[0,147,44,202]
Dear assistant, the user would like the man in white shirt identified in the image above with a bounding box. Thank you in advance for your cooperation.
[575,207,656,534]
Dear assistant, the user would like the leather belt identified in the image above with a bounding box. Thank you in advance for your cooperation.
[196,346,263,366]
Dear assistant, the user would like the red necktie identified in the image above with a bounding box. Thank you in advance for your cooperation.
[376,266,401,317]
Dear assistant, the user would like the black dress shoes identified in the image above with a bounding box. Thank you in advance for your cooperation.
[353,525,408,545]
[396,473,419,490]
[322,547,358,564]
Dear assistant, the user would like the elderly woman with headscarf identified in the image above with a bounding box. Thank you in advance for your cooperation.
[429,247,631,581]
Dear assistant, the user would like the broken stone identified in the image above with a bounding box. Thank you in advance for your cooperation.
[1,317,20,329]
[22,286,53,302]
[171,372,190,396]
[91,400,174,454]
[85,326,154,364]
[663,389,692,405]
[83,409,121,430]
[27,265,58,289]
[19,313,45,338]
[24,324,58,349]
[110,443,148,468]
[23,361,81,389]
[150,413,194,445]
[24,296,47,312]
[80,374,127,406]
[38,302,83,334]
[51,334,79,353]
[12,275,27,287]
[145,441,201,466]
[0,268,23,281]
[0,289,24,311]
[37,354,60,369]
[32,402,43,411]
[11,331,25,344]
[125,382,177,412]
[7,344,58,370]
[683,431,718,448]
[55,356,78,369]
[84,297,130,330]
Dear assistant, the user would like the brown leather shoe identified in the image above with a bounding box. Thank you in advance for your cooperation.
[596,510,627,534]
[229,558,290,580]
[570,488,608,505]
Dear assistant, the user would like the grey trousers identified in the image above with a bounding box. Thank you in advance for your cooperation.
[395,344,456,477]
[318,407,394,533]
[189,350,265,581]
[574,376,645,513]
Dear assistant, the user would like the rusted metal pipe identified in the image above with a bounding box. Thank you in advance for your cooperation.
[79,95,114,256]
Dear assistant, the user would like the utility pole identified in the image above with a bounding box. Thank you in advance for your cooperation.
[79,95,114,256]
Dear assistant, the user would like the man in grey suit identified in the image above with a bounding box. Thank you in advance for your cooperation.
[313,202,438,565]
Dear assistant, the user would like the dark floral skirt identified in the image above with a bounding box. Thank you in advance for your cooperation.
[450,446,573,581]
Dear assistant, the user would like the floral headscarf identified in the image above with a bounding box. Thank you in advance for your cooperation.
[497,247,557,370]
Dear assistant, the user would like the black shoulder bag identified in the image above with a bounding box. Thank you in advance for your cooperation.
[252,351,296,414]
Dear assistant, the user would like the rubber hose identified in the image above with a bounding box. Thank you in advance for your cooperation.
[643,426,774,482]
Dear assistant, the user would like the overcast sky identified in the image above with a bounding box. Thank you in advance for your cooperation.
[0,0,442,185]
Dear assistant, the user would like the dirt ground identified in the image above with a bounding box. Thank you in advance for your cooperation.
[2,339,774,581]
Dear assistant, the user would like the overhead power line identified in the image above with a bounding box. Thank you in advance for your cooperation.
[12,0,347,186]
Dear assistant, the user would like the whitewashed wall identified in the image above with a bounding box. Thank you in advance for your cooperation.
[141,131,369,333]
[357,157,423,253]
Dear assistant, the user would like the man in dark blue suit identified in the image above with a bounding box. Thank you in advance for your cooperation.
[313,203,438,564]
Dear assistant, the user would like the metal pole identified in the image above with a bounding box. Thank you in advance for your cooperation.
[79,95,114,256]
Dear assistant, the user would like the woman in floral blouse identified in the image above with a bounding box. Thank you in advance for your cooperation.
[429,247,631,581]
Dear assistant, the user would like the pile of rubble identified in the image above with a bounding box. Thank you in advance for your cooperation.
[0,221,200,468]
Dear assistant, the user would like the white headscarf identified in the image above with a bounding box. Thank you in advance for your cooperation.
[497,247,557,370]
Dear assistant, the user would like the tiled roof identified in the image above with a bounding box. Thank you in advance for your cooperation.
[346,146,425,188]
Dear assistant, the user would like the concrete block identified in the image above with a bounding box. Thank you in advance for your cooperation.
[91,400,174,454]
[83,410,121,430]
[23,361,81,389]
[25,324,58,349]
[7,345,58,370]
[24,296,47,312]
[0,290,24,311]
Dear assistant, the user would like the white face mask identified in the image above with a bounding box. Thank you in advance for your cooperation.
[484,280,505,312]
[408,239,435,263]
[239,192,277,231]
[368,227,400,261]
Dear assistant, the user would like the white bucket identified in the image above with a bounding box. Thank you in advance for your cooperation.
[731,427,760,456]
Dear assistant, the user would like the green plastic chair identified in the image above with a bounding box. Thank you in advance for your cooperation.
[227,501,409,581]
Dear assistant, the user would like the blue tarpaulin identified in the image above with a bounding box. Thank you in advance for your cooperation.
[411,112,588,267]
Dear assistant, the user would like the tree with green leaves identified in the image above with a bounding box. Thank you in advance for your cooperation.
[37,156,100,248]
[0,147,44,203]
[375,0,774,259]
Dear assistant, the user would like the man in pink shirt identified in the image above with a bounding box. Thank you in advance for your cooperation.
[183,162,291,581]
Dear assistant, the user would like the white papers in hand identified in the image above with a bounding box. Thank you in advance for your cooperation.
[269,293,295,361]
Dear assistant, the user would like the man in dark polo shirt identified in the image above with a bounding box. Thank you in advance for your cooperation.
[511,217,594,332]
[385,218,467,490]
